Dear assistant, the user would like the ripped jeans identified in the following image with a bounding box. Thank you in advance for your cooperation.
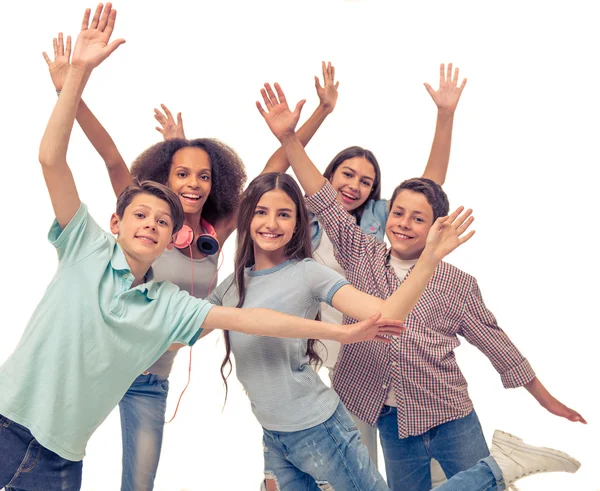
[261,402,388,491]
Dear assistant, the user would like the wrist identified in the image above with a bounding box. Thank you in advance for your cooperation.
[418,247,444,266]
[437,108,456,120]
[317,102,335,116]
[278,132,300,145]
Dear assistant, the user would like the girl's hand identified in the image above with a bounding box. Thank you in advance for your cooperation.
[424,207,475,261]
[540,396,587,424]
[424,63,467,115]
[42,33,72,92]
[342,312,406,344]
[315,61,339,114]
[256,83,306,141]
[154,104,186,140]
[71,3,125,71]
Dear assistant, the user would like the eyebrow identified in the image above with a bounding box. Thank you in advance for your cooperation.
[173,166,211,174]
[341,166,374,181]
[392,206,425,215]
[133,204,173,220]
[255,205,294,213]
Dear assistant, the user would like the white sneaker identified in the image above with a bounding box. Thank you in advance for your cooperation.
[491,430,581,486]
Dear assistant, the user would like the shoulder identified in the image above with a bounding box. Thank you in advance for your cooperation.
[430,261,476,292]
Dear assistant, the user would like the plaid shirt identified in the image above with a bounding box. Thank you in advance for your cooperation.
[305,181,536,438]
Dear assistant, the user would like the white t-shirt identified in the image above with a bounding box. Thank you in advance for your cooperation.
[384,254,417,406]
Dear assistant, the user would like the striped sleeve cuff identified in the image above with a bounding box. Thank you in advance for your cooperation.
[305,181,339,216]
[500,358,536,388]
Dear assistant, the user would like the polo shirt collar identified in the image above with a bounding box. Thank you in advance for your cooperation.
[110,243,159,300]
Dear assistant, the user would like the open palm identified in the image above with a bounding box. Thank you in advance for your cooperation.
[256,83,306,141]
[71,3,125,70]
[42,33,71,91]
[424,63,467,114]
[426,207,475,260]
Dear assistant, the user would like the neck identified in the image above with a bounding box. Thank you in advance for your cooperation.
[252,246,288,271]
[118,243,153,284]
[184,209,204,236]
[390,248,422,261]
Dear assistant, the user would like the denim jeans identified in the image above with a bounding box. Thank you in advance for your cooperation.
[118,373,169,491]
[261,402,388,491]
[436,456,505,491]
[377,406,489,491]
[0,414,83,490]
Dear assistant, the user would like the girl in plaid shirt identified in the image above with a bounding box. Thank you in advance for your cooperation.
[257,82,586,491]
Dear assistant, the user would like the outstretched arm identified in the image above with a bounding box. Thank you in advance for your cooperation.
[262,61,339,175]
[39,3,125,228]
[201,308,403,344]
[525,376,586,423]
[43,29,131,198]
[421,63,467,185]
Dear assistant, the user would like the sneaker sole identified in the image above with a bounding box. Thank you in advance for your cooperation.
[493,430,581,473]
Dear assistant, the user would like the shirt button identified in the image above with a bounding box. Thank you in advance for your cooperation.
[391,361,397,366]
[382,384,387,389]
[124,273,129,279]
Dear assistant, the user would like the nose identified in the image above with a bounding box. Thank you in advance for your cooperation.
[144,218,157,231]
[265,213,277,230]
[187,174,200,188]
[348,178,359,191]
[398,216,411,229]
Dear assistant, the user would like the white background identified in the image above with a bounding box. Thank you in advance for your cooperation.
[1,0,599,490]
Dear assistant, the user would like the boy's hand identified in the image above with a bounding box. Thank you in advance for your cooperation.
[71,3,125,71]
[256,83,306,141]
[540,396,587,424]
[154,104,186,140]
[42,33,72,92]
[315,61,339,114]
[424,207,475,261]
[342,312,406,344]
[424,63,467,115]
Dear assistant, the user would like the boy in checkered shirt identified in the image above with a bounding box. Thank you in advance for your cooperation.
[258,82,586,491]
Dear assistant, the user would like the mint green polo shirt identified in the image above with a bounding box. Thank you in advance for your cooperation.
[0,203,213,461]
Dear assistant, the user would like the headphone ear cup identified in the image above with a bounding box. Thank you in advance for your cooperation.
[173,225,194,249]
[196,235,219,255]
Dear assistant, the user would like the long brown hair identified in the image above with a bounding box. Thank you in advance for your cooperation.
[220,173,322,402]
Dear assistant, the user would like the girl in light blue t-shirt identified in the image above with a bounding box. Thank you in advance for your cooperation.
[207,172,485,490]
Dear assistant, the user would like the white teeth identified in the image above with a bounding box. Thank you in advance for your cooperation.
[394,232,411,239]
[260,233,280,238]
[182,194,200,199]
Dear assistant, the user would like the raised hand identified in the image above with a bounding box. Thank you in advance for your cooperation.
[256,83,306,141]
[425,207,475,260]
[424,63,467,114]
[315,61,339,114]
[154,104,186,140]
[71,3,125,71]
[343,312,406,344]
[42,33,72,92]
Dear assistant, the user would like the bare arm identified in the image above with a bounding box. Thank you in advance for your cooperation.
[43,30,131,198]
[200,307,404,344]
[525,377,587,424]
[421,63,467,185]
[261,62,339,175]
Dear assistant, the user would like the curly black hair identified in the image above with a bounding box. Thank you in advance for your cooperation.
[130,138,247,224]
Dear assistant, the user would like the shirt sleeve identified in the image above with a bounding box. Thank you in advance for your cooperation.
[302,259,349,307]
[304,181,388,276]
[458,279,536,388]
[360,198,389,241]
[48,203,109,266]
[207,273,236,307]
[162,284,215,346]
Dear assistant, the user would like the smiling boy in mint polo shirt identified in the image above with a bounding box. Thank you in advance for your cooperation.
[0,5,402,489]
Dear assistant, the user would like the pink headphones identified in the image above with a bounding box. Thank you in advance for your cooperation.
[173,218,219,255]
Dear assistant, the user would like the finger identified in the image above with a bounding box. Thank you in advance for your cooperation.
[314,75,323,91]
[321,60,327,83]
[293,99,306,119]
[273,82,287,106]
[439,63,445,84]
[446,206,465,223]
[155,127,165,135]
[89,3,103,30]
[53,37,58,58]
[104,7,117,38]
[458,230,476,245]
[331,64,335,83]
[265,83,279,106]
[424,82,435,98]
[260,88,272,109]
[177,112,183,127]
[453,67,460,86]
[449,208,473,229]
[154,107,167,119]
[335,81,340,89]
[154,114,166,125]
[256,100,268,118]
[42,52,51,66]
[459,78,467,90]
[81,7,92,30]
[446,63,453,83]
[376,326,406,336]
[98,2,112,31]
[105,38,126,57]
[456,216,475,236]
[58,32,64,57]
[66,35,72,58]
[161,104,174,121]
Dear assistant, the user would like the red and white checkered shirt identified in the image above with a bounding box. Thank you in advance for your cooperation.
[305,181,536,438]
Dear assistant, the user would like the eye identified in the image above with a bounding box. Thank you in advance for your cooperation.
[393,211,403,217]
[279,212,291,218]
[157,219,169,227]
[361,180,372,187]
[200,174,211,181]
[135,212,145,219]
[177,172,187,178]
[342,172,352,178]
[254,209,266,215]
[415,217,425,223]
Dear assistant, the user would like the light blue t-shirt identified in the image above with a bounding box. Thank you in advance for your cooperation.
[0,204,214,461]
[209,258,348,432]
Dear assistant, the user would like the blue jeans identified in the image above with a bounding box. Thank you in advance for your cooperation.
[261,402,388,491]
[377,407,489,491]
[0,414,83,490]
[436,456,505,491]
[118,373,169,491]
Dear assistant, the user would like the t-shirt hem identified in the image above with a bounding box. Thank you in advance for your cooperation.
[257,395,340,433]
[0,408,83,462]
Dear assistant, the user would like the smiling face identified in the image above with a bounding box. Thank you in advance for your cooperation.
[386,189,435,260]
[329,156,376,212]
[111,193,176,264]
[167,147,212,215]
[250,189,297,262]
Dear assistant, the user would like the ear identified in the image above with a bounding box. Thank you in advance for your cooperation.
[167,235,175,250]
[110,213,121,235]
